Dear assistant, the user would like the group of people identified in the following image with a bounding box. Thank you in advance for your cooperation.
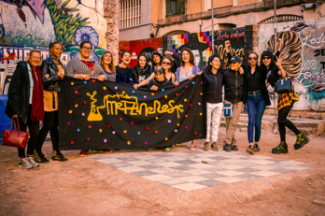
[5,39,309,169]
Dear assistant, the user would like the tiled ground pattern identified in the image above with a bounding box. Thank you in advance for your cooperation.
[89,150,315,191]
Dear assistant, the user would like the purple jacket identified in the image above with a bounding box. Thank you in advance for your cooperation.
[175,65,200,82]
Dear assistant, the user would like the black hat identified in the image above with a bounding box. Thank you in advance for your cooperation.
[229,56,242,63]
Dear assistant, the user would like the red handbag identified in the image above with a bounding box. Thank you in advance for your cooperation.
[2,117,29,148]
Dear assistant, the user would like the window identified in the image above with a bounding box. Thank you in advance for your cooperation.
[119,0,142,29]
[166,0,185,17]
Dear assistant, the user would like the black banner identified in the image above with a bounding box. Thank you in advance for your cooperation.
[59,76,206,150]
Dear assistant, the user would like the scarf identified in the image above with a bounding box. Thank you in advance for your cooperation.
[28,62,44,122]
[82,60,95,77]
[135,65,149,77]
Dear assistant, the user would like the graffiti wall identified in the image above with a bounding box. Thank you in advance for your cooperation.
[257,18,325,111]
[0,0,108,63]
[119,37,163,68]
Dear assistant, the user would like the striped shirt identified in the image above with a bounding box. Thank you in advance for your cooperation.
[66,57,105,78]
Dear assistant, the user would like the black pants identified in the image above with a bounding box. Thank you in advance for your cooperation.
[278,104,300,142]
[37,111,59,153]
[18,105,40,158]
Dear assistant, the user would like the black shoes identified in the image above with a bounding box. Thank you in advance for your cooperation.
[253,144,260,152]
[272,142,288,154]
[294,133,309,150]
[231,145,238,151]
[203,142,209,151]
[223,144,231,152]
[33,151,50,163]
[211,142,218,151]
[246,145,254,154]
[52,150,68,162]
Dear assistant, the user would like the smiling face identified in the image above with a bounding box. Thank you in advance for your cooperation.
[153,54,161,65]
[248,53,258,67]
[182,50,190,63]
[121,52,131,66]
[28,51,41,68]
[155,71,165,82]
[229,62,242,71]
[162,58,172,71]
[138,56,146,68]
[80,42,92,59]
[262,55,271,67]
[50,43,63,59]
[210,57,221,71]
[102,53,112,66]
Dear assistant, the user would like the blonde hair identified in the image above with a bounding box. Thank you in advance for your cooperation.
[100,51,116,74]
[27,49,42,65]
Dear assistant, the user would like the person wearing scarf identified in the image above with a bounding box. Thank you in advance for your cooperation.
[6,49,44,169]
[132,53,152,84]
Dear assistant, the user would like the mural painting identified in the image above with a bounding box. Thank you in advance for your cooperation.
[0,0,107,63]
[257,18,325,111]
[214,27,246,68]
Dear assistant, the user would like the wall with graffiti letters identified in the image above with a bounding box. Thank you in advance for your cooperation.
[256,18,325,111]
[0,0,108,64]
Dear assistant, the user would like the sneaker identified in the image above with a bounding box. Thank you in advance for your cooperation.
[223,144,231,152]
[33,151,50,163]
[246,145,254,154]
[164,146,172,152]
[294,133,309,150]
[52,150,68,162]
[203,142,209,151]
[27,156,40,167]
[190,143,196,151]
[253,144,260,152]
[211,142,218,151]
[19,158,33,169]
[79,150,88,157]
[272,142,288,154]
[231,145,238,151]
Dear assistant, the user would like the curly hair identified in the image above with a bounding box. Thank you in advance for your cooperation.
[100,51,116,74]
[267,31,302,78]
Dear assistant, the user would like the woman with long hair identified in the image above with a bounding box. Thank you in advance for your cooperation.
[6,49,44,168]
[132,53,152,84]
[175,48,201,151]
[35,42,68,163]
[100,51,116,82]
[202,54,224,151]
[262,38,309,154]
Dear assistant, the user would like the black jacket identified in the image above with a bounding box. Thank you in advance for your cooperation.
[147,78,173,90]
[5,61,31,124]
[223,68,244,103]
[41,56,65,92]
[132,53,152,84]
[202,70,223,103]
[170,53,180,73]
[243,65,271,106]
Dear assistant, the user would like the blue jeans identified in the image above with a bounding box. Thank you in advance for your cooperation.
[247,92,266,143]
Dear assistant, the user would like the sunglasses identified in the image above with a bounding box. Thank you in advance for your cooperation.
[248,57,258,60]
[262,56,271,60]
[162,61,171,65]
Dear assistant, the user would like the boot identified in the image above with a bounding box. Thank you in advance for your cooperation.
[294,133,309,150]
[272,142,288,154]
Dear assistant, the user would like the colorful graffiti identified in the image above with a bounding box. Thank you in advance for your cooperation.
[0,0,107,62]
[257,18,325,111]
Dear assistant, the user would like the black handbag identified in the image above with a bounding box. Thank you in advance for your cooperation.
[275,78,292,93]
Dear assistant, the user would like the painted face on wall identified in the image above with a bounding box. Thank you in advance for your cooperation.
[192,50,200,66]
[138,56,146,68]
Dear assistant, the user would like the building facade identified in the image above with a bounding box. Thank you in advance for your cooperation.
[119,0,325,40]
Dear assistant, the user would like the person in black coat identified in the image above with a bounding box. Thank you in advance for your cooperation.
[132,53,152,84]
[35,41,68,163]
[5,49,44,169]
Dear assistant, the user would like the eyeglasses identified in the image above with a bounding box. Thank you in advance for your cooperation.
[262,56,271,60]
[82,47,92,50]
[162,61,171,65]
[248,57,258,60]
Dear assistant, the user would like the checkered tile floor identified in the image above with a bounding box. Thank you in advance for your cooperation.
[89,149,316,191]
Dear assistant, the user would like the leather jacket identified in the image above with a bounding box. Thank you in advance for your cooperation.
[41,56,65,92]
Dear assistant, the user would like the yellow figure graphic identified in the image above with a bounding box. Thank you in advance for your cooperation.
[87,91,103,121]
